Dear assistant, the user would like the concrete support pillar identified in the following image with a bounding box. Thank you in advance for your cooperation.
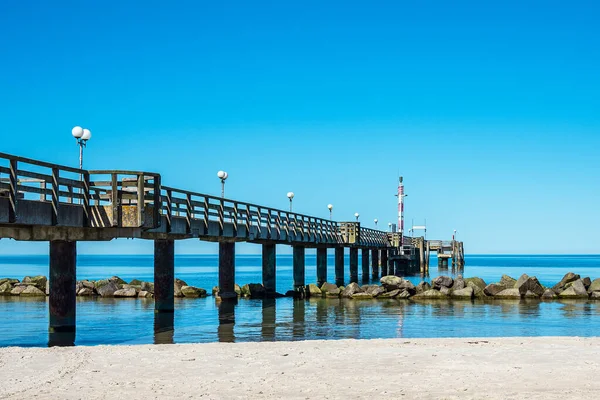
[361,248,370,283]
[49,240,77,333]
[154,239,175,313]
[293,245,305,290]
[153,311,174,345]
[316,247,328,287]
[219,241,236,299]
[335,247,344,286]
[380,249,388,276]
[349,247,358,283]
[262,243,276,293]
[371,248,380,280]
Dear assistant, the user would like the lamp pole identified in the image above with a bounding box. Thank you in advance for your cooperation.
[217,171,228,197]
[71,126,91,204]
[327,204,333,220]
[374,218,378,228]
[354,212,360,222]
[287,192,294,212]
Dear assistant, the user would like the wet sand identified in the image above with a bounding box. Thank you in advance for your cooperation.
[0,337,598,399]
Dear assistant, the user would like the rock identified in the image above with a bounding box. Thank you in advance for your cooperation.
[212,286,220,296]
[484,283,506,296]
[413,289,448,299]
[10,285,26,295]
[351,293,374,300]
[380,276,403,290]
[114,288,138,298]
[416,281,431,294]
[320,282,340,295]
[81,280,95,290]
[0,278,7,286]
[122,284,141,292]
[341,282,362,298]
[96,280,120,297]
[248,283,267,298]
[109,276,127,285]
[306,284,322,297]
[20,285,45,296]
[266,291,285,298]
[588,279,600,293]
[284,290,304,299]
[494,288,521,299]
[452,277,466,291]
[432,276,454,289]
[22,275,47,291]
[78,288,95,296]
[541,289,557,299]
[378,289,401,299]
[240,284,251,297]
[396,290,412,299]
[523,290,540,299]
[140,282,154,293]
[515,275,544,297]
[0,282,13,295]
[181,286,207,298]
[129,279,143,286]
[451,287,474,299]
[234,284,242,296]
[499,275,517,288]
[138,291,152,298]
[582,277,592,289]
[590,291,600,300]
[174,278,187,298]
[439,286,451,295]
[466,281,487,298]
[464,277,486,290]
[326,291,341,298]
[398,279,416,294]
[559,279,588,298]
[553,272,581,292]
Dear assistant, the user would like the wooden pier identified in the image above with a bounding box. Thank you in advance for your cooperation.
[0,152,464,341]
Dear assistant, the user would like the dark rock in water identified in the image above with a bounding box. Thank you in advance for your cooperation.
[96,280,120,297]
[582,277,592,290]
[515,275,544,297]
[588,279,600,293]
[541,289,557,300]
[341,282,362,298]
[181,286,207,298]
[129,279,143,286]
[432,276,454,289]
[466,281,487,298]
[352,292,374,300]
[265,291,285,298]
[451,287,474,299]
[22,275,47,291]
[114,288,138,298]
[484,283,506,296]
[559,280,588,298]
[499,275,517,288]
[416,281,431,294]
[524,290,540,299]
[306,284,322,297]
[552,272,581,292]
[20,285,46,296]
[464,277,486,290]
[285,290,304,299]
[452,277,466,291]
[380,276,403,290]
[413,289,447,299]
[140,281,154,293]
[247,283,266,298]
[378,289,401,299]
[212,286,219,296]
[494,288,521,299]
[398,280,416,294]
[234,284,242,296]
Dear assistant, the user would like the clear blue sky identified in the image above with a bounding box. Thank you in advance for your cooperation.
[0,0,599,255]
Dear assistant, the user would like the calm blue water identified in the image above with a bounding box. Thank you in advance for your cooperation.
[1,254,599,347]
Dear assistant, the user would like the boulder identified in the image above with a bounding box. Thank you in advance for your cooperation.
[413,289,447,299]
[523,290,540,299]
[582,277,592,290]
[432,276,454,289]
[590,291,600,300]
[20,285,45,296]
[285,290,304,299]
[0,282,13,295]
[380,276,403,290]
[141,282,154,293]
[464,277,486,290]
[249,283,267,298]
[452,277,466,291]
[138,291,152,298]
[499,275,517,288]
[10,285,27,296]
[451,286,474,299]
[341,282,362,298]
[398,279,416,294]
[515,275,544,297]
[552,272,580,292]
[325,291,341,298]
[181,286,207,298]
[81,280,95,290]
[541,289,557,300]
[174,278,188,298]
[0,278,7,286]
[365,286,386,297]
[494,288,521,299]
[588,279,600,293]
[320,282,340,295]
[306,284,322,297]
[212,286,219,296]
[514,274,529,289]
[109,276,127,285]
[396,290,412,299]
[234,284,242,296]
[559,280,588,298]
[351,293,374,300]
[378,289,401,299]
[78,288,95,296]
[114,288,138,298]
[129,279,143,286]
[240,284,251,297]
[22,275,47,291]
[96,281,120,297]
[416,281,431,294]
[467,281,487,298]
[439,286,451,295]
[484,283,506,296]
[122,284,141,292]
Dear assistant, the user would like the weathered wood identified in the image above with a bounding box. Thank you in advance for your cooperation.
[51,167,59,226]
[8,160,17,223]
[154,239,174,313]
[49,240,76,332]
[262,243,276,292]
[219,242,236,298]
[293,245,305,289]
[335,247,344,286]
[316,247,327,287]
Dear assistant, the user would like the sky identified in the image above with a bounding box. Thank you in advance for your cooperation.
[0,0,599,255]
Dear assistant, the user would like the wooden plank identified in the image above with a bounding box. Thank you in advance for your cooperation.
[83,172,90,227]
[8,160,17,223]
[51,168,59,226]
[165,189,172,233]
[111,173,118,227]
[152,175,161,229]
[137,174,145,227]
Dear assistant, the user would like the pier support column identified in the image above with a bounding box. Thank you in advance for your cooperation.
[380,249,388,276]
[349,247,358,283]
[371,248,380,280]
[262,243,276,293]
[49,240,76,334]
[316,247,328,287]
[335,247,344,286]
[154,239,175,313]
[293,245,305,290]
[219,241,236,299]
[361,248,370,283]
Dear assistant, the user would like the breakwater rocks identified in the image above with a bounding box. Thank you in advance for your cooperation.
[0,276,208,299]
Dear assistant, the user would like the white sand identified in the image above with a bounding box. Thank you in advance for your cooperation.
[0,337,599,399]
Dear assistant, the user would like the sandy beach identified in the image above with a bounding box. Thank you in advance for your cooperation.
[0,337,598,399]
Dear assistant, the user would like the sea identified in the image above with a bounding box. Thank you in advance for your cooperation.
[1,254,599,347]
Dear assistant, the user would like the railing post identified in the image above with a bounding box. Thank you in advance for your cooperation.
[111,173,119,227]
[165,189,172,233]
[137,174,145,227]
[153,175,161,229]
[185,193,192,234]
[8,159,17,223]
[51,167,59,226]
[82,172,90,227]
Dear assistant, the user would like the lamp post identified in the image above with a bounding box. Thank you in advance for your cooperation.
[71,126,91,170]
[454,229,457,241]
[327,204,333,220]
[217,171,228,197]
[287,192,294,212]
[374,218,378,228]
[388,222,392,232]
[354,212,359,222]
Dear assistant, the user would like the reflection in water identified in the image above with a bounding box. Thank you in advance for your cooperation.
[48,331,75,347]
[154,312,174,345]
[218,299,236,343]
[292,299,305,339]
[261,298,276,341]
